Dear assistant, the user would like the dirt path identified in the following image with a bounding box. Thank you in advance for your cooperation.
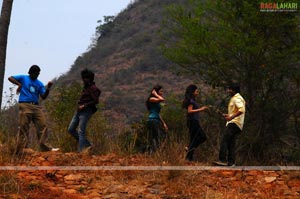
[1,150,300,199]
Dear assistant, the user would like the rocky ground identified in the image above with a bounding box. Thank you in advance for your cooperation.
[0,150,300,199]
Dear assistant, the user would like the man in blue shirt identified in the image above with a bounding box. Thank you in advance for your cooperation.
[8,65,58,153]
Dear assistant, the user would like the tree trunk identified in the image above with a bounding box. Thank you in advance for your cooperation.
[0,0,14,109]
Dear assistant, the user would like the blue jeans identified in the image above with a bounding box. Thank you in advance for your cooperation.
[68,109,93,152]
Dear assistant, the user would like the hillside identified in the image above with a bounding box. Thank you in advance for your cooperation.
[54,0,191,128]
[1,150,300,199]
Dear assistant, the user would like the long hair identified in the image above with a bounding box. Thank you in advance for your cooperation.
[146,85,162,110]
[182,84,197,109]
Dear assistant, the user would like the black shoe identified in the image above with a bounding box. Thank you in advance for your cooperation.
[185,150,194,161]
[40,144,52,152]
[185,156,194,161]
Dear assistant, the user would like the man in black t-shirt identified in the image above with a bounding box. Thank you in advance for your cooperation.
[67,68,101,152]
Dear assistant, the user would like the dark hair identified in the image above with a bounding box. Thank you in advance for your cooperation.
[146,85,162,110]
[81,68,95,81]
[228,84,240,93]
[28,65,40,74]
[182,84,197,109]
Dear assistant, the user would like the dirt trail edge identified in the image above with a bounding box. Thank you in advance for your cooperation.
[1,150,300,199]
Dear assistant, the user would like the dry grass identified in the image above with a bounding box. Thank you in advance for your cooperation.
[0,172,20,196]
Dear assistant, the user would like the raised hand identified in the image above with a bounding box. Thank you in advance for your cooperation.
[47,81,53,89]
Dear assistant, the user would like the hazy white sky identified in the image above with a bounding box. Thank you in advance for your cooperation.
[1,0,132,106]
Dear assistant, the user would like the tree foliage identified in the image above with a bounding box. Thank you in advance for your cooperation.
[96,15,115,38]
[162,0,300,161]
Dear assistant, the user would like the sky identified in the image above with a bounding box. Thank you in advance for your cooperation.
[0,0,132,107]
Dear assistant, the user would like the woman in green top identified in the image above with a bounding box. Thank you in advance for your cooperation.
[145,85,168,153]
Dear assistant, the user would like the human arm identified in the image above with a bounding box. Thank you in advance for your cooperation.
[159,115,168,132]
[187,105,209,114]
[40,81,53,99]
[223,111,242,121]
[78,86,101,111]
[8,76,22,94]
[149,89,164,103]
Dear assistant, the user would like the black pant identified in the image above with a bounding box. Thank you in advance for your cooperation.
[219,123,241,165]
[147,119,166,153]
[186,119,207,160]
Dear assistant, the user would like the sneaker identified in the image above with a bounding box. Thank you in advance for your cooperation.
[81,146,92,154]
[213,161,228,166]
[185,149,194,161]
[185,155,194,161]
[51,148,60,152]
[40,144,60,152]
[228,163,236,167]
[39,144,52,152]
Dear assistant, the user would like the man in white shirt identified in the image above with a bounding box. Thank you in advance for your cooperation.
[214,84,246,166]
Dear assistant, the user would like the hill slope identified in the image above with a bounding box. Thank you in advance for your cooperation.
[54,0,191,127]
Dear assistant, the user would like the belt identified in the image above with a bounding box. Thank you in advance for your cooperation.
[19,101,39,105]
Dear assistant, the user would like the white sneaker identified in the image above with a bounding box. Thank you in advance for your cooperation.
[51,148,60,152]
